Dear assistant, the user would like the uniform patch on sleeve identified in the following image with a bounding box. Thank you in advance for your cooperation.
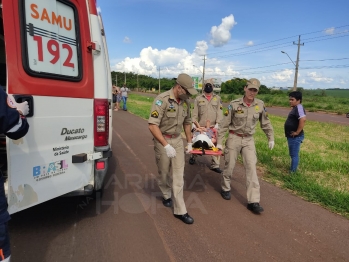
[228,105,232,110]
[155,100,163,106]
[151,110,159,118]
[7,96,16,108]
[224,110,229,116]
[220,105,223,110]
[264,107,269,117]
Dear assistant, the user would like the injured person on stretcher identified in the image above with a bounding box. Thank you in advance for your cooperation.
[191,120,218,154]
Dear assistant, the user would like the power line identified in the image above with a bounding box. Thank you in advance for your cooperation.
[205,64,349,77]
[229,58,349,72]
[306,34,349,44]
[206,24,349,57]
[209,33,348,59]
[301,58,349,62]
[213,43,294,59]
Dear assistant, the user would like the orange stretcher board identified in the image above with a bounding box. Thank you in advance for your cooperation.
[190,150,223,156]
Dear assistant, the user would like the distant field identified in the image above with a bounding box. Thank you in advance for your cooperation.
[220,90,349,115]
[309,89,349,98]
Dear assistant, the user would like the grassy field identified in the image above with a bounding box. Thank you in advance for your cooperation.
[220,93,349,115]
[125,93,349,219]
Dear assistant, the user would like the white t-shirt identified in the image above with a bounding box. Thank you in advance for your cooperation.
[120,87,129,97]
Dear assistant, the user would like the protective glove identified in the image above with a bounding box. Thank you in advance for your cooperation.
[8,95,29,116]
[186,143,193,154]
[16,101,30,116]
[268,141,275,150]
[164,144,176,158]
[216,144,223,150]
[214,123,219,130]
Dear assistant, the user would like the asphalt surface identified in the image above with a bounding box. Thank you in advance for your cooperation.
[134,91,349,126]
[8,109,349,262]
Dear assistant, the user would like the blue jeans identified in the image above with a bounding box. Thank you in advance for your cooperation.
[287,134,304,172]
[122,96,127,110]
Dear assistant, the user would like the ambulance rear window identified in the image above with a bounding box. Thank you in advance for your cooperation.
[21,0,82,81]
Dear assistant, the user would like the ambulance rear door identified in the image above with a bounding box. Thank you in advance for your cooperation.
[3,0,96,214]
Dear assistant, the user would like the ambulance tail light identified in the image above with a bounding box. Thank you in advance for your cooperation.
[96,161,105,170]
[94,99,109,147]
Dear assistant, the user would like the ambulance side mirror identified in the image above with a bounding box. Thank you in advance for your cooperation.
[13,95,34,117]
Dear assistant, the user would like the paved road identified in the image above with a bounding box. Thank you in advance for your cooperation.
[8,110,349,262]
[134,91,349,126]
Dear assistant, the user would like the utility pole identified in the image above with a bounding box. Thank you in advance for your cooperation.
[202,55,206,93]
[158,67,161,94]
[124,72,126,84]
[293,35,304,91]
[137,73,139,90]
[115,73,117,86]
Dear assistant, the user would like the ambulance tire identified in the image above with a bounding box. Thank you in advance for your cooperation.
[91,188,104,200]
[346,113,349,118]
[189,157,195,165]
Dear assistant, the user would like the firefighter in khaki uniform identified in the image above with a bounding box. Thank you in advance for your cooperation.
[192,82,223,173]
[216,78,274,214]
[148,73,198,224]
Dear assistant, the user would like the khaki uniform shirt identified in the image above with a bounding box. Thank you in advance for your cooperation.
[148,88,192,135]
[192,93,223,127]
[217,97,274,144]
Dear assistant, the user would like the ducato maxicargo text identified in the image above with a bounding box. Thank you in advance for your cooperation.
[0,0,113,214]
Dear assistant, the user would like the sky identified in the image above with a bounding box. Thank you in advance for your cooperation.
[97,0,349,89]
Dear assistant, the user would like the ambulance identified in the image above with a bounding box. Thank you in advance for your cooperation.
[0,0,113,214]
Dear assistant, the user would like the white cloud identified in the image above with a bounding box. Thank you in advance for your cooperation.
[246,41,254,46]
[324,27,335,35]
[194,41,208,55]
[110,45,347,89]
[270,69,294,81]
[111,46,241,80]
[307,72,333,83]
[123,37,132,43]
[209,14,237,47]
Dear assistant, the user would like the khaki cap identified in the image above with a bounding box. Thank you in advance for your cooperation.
[176,73,198,95]
[246,78,260,90]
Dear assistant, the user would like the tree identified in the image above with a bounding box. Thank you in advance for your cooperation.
[258,85,270,94]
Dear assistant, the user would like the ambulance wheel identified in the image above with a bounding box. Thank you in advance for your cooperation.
[189,157,195,165]
[346,113,349,118]
[91,188,104,200]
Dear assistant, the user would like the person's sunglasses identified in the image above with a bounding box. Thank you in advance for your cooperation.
[180,85,190,95]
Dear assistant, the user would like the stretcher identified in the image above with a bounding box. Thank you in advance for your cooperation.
[188,126,223,165]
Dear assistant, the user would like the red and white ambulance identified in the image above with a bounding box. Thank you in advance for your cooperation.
[0,0,113,214]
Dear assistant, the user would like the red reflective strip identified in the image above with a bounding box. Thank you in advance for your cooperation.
[0,249,4,260]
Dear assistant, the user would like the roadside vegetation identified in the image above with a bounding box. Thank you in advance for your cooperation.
[220,93,349,115]
[114,72,349,115]
[126,93,349,219]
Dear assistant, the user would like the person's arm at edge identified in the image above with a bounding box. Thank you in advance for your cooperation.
[184,123,192,143]
[149,124,168,147]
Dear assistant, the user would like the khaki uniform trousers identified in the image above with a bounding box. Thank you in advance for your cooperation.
[221,133,260,203]
[153,136,187,215]
[211,155,220,169]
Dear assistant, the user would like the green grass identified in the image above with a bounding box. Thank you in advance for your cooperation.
[220,93,349,115]
[126,94,154,119]
[124,94,349,218]
[253,115,349,218]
